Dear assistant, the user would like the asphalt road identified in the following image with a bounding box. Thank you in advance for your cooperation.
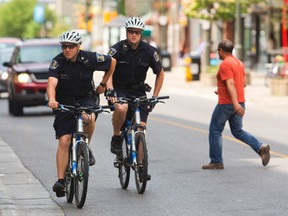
[0,80,288,216]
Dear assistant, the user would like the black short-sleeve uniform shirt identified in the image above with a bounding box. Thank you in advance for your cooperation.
[108,40,163,123]
[48,50,112,139]
[108,40,162,88]
[48,50,112,104]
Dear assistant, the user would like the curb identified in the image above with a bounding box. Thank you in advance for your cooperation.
[0,137,64,216]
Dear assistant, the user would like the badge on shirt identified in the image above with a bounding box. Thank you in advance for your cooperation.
[96,53,105,62]
[108,48,117,56]
[49,60,59,70]
[153,51,160,62]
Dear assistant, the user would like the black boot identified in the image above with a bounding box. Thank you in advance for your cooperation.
[88,148,96,166]
[110,135,122,155]
[52,180,65,197]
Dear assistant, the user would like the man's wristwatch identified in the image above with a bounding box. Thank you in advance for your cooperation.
[100,82,106,88]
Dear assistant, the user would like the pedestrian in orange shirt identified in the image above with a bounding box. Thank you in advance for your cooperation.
[202,39,270,169]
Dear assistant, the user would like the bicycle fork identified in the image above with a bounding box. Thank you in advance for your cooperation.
[71,115,87,177]
[130,107,143,168]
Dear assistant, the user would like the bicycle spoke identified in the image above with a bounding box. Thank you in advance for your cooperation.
[134,133,148,194]
[118,137,130,189]
[75,142,89,209]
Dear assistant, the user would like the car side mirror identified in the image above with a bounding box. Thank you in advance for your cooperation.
[3,62,12,67]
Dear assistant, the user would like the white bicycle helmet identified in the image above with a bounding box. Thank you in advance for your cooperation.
[125,17,145,30]
[59,30,82,44]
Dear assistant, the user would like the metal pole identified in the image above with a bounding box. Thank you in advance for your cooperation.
[85,0,92,33]
[235,0,242,60]
[282,0,288,62]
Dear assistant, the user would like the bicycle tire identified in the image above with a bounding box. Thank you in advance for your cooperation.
[65,149,74,203]
[134,132,148,194]
[118,136,130,189]
[75,141,89,209]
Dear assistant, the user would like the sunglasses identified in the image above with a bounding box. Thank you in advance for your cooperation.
[61,44,77,50]
[215,48,222,53]
[127,30,142,35]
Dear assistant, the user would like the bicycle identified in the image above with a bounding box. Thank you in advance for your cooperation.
[113,95,169,194]
[55,103,111,208]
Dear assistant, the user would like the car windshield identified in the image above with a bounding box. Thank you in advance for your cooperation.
[0,47,14,64]
[0,43,16,49]
[19,45,61,63]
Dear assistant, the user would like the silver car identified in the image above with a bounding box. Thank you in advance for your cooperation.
[0,37,21,94]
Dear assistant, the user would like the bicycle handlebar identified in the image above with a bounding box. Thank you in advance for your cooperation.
[56,104,113,114]
[117,95,170,105]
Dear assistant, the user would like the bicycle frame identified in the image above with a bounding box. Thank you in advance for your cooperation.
[71,114,88,177]
[122,99,147,166]
[115,96,169,194]
[56,103,111,208]
[123,111,146,168]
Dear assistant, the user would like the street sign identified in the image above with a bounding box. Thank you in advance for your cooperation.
[33,4,45,24]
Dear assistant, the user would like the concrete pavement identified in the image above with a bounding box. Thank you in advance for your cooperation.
[0,137,64,216]
[0,66,287,215]
[156,66,288,118]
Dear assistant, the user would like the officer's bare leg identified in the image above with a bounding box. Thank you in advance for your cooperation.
[83,113,96,165]
[112,103,128,135]
[56,134,71,179]
[110,103,128,154]
[83,112,96,142]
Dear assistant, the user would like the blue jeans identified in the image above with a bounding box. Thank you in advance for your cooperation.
[209,103,263,164]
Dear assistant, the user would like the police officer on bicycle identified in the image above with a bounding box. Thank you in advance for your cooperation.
[47,30,116,197]
[106,17,165,180]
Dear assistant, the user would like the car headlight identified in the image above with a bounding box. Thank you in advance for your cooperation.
[16,73,32,83]
[1,71,8,80]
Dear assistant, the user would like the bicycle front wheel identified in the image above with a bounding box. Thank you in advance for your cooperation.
[75,141,89,209]
[135,132,148,194]
[118,136,130,189]
[65,149,74,203]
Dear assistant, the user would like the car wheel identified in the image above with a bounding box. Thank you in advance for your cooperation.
[8,98,13,114]
[9,99,23,116]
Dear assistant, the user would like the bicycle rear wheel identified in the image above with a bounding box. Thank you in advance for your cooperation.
[65,149,74,203]
[118,136,130,189]
[134,132,148,194]
[75,141,89,209]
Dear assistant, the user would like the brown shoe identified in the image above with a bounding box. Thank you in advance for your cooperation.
[202,163,224,170]
[259,144,270,166]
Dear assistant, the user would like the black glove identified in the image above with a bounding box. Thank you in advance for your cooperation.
[105,89,117,98]
[147,96,157,112]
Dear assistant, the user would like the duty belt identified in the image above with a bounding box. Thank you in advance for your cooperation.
[114,82,151,92]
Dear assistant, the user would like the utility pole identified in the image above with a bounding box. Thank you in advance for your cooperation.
[235,0,242,60]
[85,0,92,34]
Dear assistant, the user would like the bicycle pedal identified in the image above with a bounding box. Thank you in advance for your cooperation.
[113,161,120,168]
[76,175,84,182]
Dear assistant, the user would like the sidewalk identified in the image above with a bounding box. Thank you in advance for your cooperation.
[155,66,288,117]
[0,137,64,216]
[1,66,287,215]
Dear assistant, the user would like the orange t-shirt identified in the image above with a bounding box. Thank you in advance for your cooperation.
[216,56,245,104]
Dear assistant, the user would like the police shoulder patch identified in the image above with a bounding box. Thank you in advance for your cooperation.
[153,51,160,62]
[49,59,59,70]
[96,53,105,62]
[108,48,117,56]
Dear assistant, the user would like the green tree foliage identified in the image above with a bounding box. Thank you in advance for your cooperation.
[0,0,57,38]
[118,0,126,15]
[184,0,266,21]
[0,0,36,37]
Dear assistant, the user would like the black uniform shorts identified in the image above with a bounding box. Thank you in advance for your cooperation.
[115,88,150,123]
[53,98,97,139]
